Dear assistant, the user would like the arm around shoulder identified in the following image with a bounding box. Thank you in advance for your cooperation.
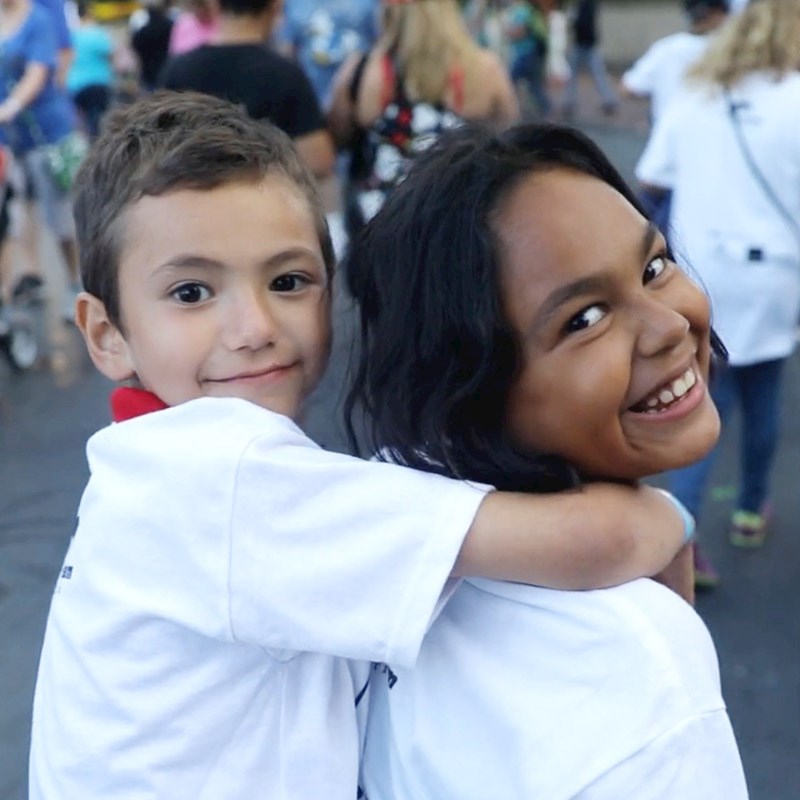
[454,482,688,590]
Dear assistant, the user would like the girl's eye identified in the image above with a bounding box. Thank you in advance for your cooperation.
[271,273,310,293]
[171,282,211,304]
[565,304,607,333]
[643,254,668,284]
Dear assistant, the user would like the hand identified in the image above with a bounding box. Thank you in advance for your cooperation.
[651,543,695,606]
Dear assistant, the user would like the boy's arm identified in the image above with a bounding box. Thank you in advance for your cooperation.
[454,483,690,591]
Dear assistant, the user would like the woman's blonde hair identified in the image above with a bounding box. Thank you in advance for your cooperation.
[688,0,800,88]
[379,0,484,104]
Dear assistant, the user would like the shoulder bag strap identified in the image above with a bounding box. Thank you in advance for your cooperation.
[725,87,800,250]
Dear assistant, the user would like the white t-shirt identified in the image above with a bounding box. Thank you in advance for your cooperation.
[636,71,800,365]
[29,397,489,800]
[622,31,710,124]
[361,577,748,799]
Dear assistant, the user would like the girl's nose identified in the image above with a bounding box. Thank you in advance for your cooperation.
[635,296,691,359]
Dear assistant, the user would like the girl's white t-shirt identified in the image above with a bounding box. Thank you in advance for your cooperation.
[362,577,748,799]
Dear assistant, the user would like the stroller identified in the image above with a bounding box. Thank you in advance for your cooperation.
[0,147,42,372]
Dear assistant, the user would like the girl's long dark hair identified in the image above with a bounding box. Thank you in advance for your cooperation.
[344,123,726,493]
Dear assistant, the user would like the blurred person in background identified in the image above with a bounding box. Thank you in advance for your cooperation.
[275,0,379,110]
[130,0,174,91]
[168,0,218,55]
[0,0,80,319]
[622,0,729,126]
[560,0,617,118]
[637,0,800,586]
[67,0,114,138]
[327,0,518,243]
[623,0,729,236]
[504,0,552,117]
[160,0,334,178]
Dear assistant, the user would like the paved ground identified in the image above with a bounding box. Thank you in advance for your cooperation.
[2,79,799,799]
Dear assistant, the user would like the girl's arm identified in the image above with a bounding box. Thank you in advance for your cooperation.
[456,482,691,591]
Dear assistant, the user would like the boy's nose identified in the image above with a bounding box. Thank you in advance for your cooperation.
[635,297,691,358]
[222,289,277,351]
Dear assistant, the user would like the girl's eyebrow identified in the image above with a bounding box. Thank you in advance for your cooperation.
[536,221,660,329]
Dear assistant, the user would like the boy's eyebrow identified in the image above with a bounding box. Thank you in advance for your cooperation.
[155,248,323,273]
[536,222,660,329]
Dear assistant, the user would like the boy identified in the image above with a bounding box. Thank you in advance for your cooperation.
[29,92,693,799]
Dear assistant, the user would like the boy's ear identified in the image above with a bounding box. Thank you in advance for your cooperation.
[75,292,136,382]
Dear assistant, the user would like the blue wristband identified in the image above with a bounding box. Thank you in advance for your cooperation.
[655,489,696,545]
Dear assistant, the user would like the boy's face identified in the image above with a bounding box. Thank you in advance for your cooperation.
[496,167,721,481]
[79,176,331,420]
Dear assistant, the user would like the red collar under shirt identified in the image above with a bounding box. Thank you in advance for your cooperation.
[110,387,169,422]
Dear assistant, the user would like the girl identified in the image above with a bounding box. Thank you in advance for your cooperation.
[346,124,748,798]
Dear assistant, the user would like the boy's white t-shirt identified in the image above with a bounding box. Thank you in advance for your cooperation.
[361,578,748,799]
[29,397,490,800]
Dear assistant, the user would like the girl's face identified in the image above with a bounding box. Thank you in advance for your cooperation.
[496,167,720,482]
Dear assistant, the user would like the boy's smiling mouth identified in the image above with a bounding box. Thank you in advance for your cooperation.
[628,367,699,415]
[207,363,298,385]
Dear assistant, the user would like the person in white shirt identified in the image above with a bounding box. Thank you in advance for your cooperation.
[28,92,694,800]
[637,0,800,582]
[621,0,729,127]
[622,0,729,286]
[345,122,748,799]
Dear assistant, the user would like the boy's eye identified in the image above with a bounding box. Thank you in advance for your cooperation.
[565,304,606,334]
[171,282,211,304]
[271,273,310,293]
[643,254,668,284]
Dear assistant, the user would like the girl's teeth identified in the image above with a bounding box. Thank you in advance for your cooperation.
[637,368,698,412]
[671,378,688,398]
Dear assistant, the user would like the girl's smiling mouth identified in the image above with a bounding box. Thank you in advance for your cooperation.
[628,367,706,419]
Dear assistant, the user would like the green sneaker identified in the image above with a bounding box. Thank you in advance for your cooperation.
[729,507,770,548]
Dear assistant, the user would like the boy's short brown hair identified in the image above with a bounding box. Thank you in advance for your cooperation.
[74,91,335,329]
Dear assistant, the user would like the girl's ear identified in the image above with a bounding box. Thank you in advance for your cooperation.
[75,292,136,382]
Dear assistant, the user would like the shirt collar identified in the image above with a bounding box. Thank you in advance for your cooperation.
[110,387,169,422]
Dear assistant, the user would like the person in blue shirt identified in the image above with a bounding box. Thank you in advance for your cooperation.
[276,0,379,109]
[0,0,80,315]
[67,0,114,138]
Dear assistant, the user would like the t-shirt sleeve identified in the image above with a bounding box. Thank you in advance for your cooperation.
[227,430,490,666]
[157,54,184,89]
[25,7,58,68]
[621,47,659,95]
[37,0,72,50]
[274,63,326,137]
[575,712,748,799]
